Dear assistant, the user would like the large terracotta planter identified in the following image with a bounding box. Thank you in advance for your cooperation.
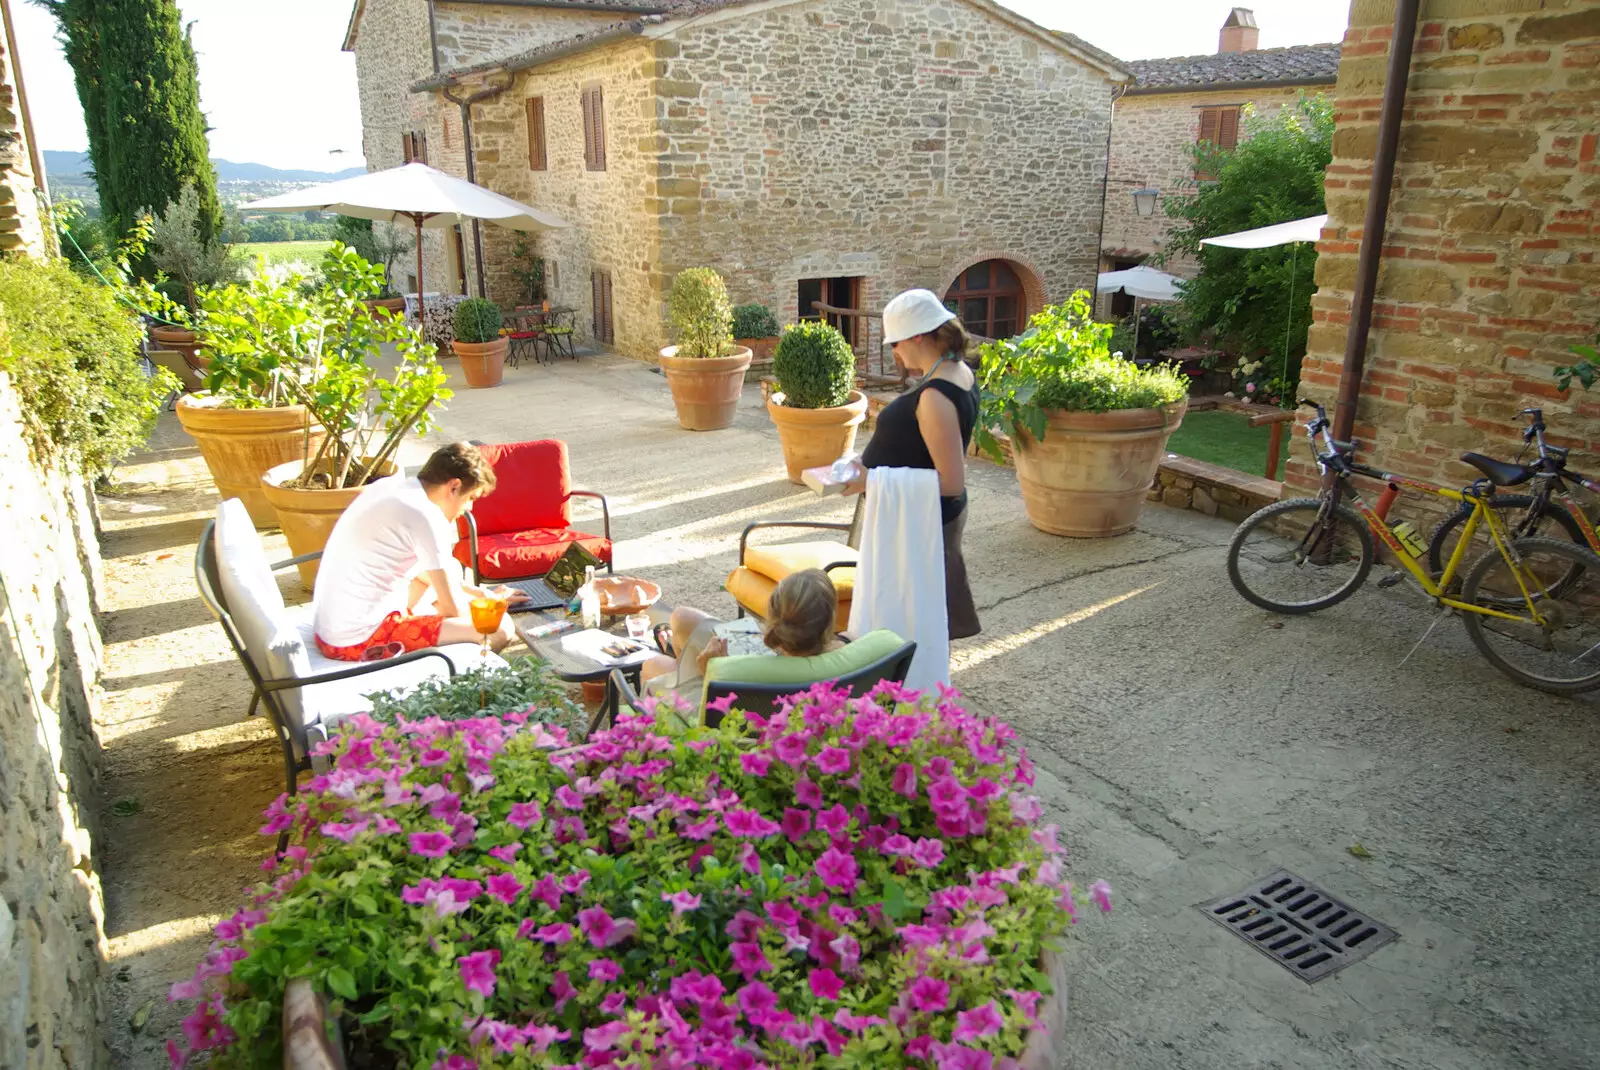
[176,397,317,528]
[452,337,507,388]
[767,390,868,484]
[261,458,397,589]
[658,345,753,431]
[151,325,207,370]
[1012,400,1187,538]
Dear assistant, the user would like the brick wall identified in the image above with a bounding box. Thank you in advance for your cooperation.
[1290,0,1600,505]
[1103,85,1310,286]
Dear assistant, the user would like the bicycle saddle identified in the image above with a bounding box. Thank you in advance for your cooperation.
[1460,452,1535,486]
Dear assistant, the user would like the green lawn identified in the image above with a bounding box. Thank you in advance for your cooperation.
[1166,409,1287,480]
[231,240,335,267]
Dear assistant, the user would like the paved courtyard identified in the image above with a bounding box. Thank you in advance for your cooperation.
[96,354,1599,1068]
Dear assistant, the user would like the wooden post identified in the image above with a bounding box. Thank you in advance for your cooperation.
[1265,420,1285,481]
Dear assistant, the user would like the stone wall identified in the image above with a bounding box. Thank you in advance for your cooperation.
[467,35,664,354]
[1101,83,1313,315]
[0,22,44,256]
[657,0,1119,360]
[0,373,110,1070]
[1291,1,1600,505]
[350,0,459,295]
[433,1,621,71]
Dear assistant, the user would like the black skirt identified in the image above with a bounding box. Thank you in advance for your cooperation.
[943,507,980,641]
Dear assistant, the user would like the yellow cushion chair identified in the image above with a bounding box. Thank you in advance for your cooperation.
[724,504,862,632]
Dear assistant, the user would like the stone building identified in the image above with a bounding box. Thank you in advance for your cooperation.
[1100,7,1338,317]
[347,0,1130,359]
[1289,0,1600,503]
[0,3,47,257]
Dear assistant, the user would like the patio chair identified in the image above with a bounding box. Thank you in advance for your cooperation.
[504,307,544,368]
[453,439,614,583]
[197,498,503,849]
[725,496,863,633]
[540,307,578,362]
[148,348,205,409]
[604,629,916,730]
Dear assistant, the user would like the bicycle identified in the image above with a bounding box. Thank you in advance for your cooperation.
[1426,408,1597,580]
[1226,400,1600,694]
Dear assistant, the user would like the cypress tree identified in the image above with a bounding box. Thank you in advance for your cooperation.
[43,0,222,254]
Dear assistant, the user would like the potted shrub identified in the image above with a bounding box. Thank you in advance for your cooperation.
[659,268,753,431]
[258,247,452,587]
[146,185,243,363]
[733,302,782,365]
[451,298,508,389]
[976,291,1189,538]
[768,320,868,484]
[164,685,1107,1070]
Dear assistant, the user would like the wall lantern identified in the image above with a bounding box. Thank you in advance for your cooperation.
[1132,188,1160,219]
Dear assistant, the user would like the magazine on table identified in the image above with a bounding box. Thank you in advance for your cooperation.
[559,629,654,667]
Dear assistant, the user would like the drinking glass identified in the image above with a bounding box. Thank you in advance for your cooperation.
[469,596,507,663]
[626,613,650,643]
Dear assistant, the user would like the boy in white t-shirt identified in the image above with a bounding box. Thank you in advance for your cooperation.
[312,442,527,661]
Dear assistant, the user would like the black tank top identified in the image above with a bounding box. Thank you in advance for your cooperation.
[860,375,979,525]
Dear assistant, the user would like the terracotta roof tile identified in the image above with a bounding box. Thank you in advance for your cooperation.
[1124,43,1340,91]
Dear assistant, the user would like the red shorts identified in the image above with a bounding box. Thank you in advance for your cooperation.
[315,611,446,662]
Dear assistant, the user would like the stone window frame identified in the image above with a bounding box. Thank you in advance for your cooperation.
[581,83,608,173]
[527,97,548,171]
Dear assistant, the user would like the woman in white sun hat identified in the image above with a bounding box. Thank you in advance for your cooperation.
[844,288,980,639]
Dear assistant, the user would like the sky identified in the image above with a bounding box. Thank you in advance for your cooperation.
[13,0,1351,175]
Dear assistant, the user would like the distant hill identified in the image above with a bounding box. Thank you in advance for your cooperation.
[44,150,365,183]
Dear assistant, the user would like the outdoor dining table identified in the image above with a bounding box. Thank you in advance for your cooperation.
[512,604,659,734]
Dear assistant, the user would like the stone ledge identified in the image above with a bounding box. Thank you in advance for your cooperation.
[1150,453,1284,522]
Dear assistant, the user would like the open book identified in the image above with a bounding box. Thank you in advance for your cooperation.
[713,617,772,659]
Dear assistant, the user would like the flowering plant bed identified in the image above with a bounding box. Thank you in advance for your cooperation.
[167,685,1107,1069]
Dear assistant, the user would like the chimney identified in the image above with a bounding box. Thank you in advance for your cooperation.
[1219,7,1259,53]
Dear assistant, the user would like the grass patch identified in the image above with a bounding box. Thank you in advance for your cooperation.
[1166,409,1287,479]
[231,240,334,267]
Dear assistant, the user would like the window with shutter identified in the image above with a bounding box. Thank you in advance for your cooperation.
[418,132,430,165]
[402,132,415,162]
[591,269,614,345]
[1194,106,1240,180]
[582,84,607,172]
[1217,107,1241,150]
[527,97,547,171]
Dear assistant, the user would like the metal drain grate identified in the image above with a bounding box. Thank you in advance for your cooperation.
[1198,870,1397,983]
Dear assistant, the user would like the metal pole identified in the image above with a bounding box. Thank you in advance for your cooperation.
[1332,0,1420,444]
[414,216,426,322]
[442,76,515,299]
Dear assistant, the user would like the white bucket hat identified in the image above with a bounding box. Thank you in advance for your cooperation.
[883,288,957,345]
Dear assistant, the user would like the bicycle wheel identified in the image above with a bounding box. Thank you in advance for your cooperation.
[1227,497,1374,614]
[1427,494,1586,590]
[1459,536,1600,694]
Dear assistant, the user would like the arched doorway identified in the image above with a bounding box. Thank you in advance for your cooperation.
[944,259,1026,340]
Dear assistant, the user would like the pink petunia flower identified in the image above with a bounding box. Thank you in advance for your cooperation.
[531,875,562,911]
[953,1001,1005,1042]
[589,959,622,982]
[881,834,913,856]
[561,871,592,895]
[740,751,772,777]
[487,842,522,862]
[419,747,451,767]
[737,980,778,1018]
[724,808,782,838]
[550,970,576,1012]
[555,785,586,811]
[808,968,845,1001]
[909,837,946,868]
[907,975,950,1013]
[891,762,919,798]
[583,1020,631,1052]
[408,831,452,858]
[814,746,852,776]
[814,846,859,894]
[781,807,812,842]
[599,992,627,1015]
[533,922,572,944]
[815,804,850,837]
[506,801,544,829]
[898,923,943,949]
[774,734,810,767]
[1090,879,1113,914]
[577,905,636,948]
[485,873,524,905]
[458,949,500,998]
[731,940,773,980]
[661,890,702,915]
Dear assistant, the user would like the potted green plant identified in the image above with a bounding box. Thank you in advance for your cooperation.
[165,688,1105,1070]
[451,298,507,389]
[146,185,243,362]
[976,291,1190,537]
[733,302,781,365]
[510,235,547,307]
[659,267,753,431]
[767,320,867,484]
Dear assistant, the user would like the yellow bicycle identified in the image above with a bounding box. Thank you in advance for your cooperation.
[1227,400,1600,694]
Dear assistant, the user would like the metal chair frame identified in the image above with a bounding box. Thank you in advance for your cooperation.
[195,521,457,852]
[462,489,614,585]
[732,497,864,621]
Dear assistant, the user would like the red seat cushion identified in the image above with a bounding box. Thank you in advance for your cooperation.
[454,528,613,582]
[464,440,571,538]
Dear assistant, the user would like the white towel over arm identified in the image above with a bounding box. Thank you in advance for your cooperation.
[847,466,949,692]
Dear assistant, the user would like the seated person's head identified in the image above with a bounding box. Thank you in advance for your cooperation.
[417,442,497,521]
[763,569,837,657]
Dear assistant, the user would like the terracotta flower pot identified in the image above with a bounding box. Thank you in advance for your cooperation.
[151,325,208,370]
[261,458,398,589]
[1012,400,1187,538]
[176,397,319,528]
[452,337,508,388]
[658,345,753,431]
[767,390,869,484]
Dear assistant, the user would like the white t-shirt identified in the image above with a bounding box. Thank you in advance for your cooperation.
[312,476,458,646]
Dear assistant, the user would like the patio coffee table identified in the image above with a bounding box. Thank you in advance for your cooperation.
[513,607,658,733]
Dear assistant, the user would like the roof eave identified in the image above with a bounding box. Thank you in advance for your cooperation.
[411,21,645,91]
[342,0,364,52]
[1123,75,1336,97]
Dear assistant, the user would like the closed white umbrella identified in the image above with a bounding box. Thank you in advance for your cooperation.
[1199,213,1327,249]
[243,162,570,317]
[1096,264,1182,302]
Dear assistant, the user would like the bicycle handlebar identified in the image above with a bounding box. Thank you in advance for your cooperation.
[1298,398,1349,474]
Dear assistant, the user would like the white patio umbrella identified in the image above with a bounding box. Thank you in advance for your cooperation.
[1198,213,1328,401]
[1096,264,1182,357]
[243,162,571,318]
